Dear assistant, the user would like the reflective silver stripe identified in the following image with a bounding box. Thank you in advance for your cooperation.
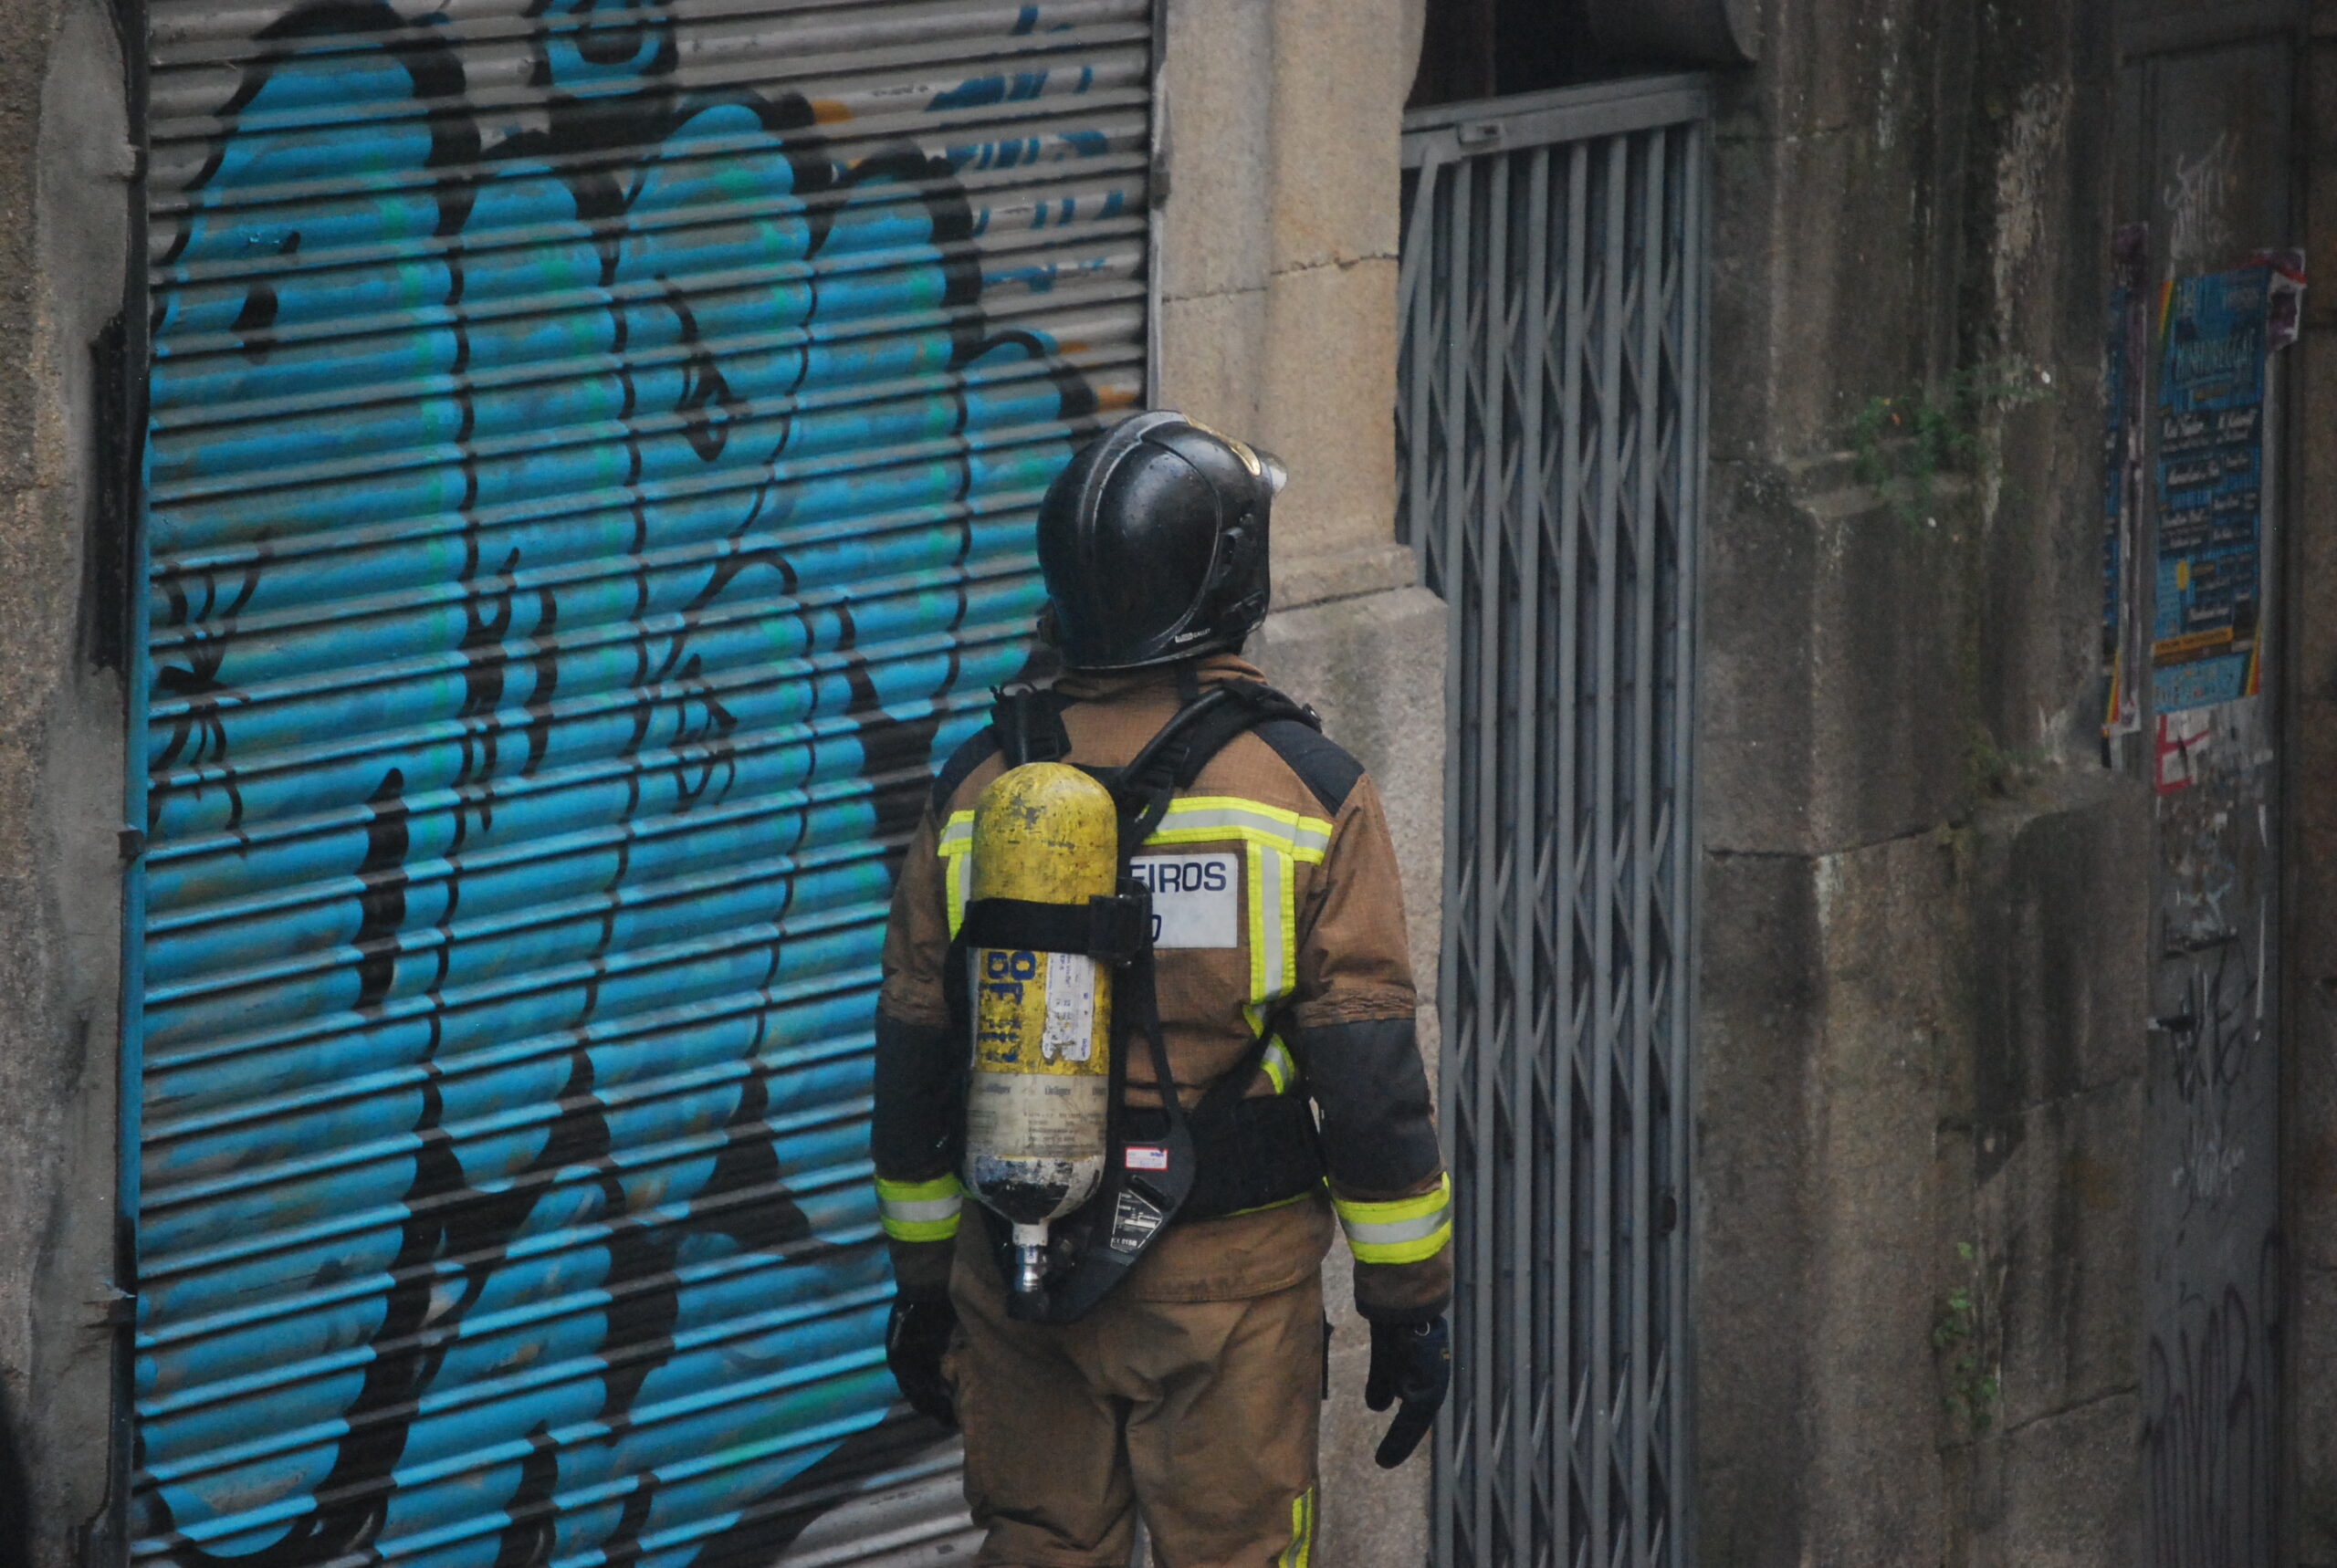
[878,1195,963,1225]
[1254,842,1291,1007]
[1261,1038,1297,1093]
[1148,799,1333,860]
[1336,1177,1454,1259]
[1340,1207,1451,1249]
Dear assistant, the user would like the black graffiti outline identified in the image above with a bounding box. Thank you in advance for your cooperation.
[141,2,1095,1564]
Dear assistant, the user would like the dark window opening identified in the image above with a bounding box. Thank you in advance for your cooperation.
[1408,0,1666,107]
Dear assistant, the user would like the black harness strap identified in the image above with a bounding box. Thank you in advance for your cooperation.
[927,686,1077,817]
[956,894,1150,967]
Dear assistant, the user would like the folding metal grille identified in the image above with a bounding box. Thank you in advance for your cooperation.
[128,4,1153,1564]
[1395,76,1710,1568]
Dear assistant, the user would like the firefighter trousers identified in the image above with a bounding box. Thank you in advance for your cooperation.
[948,1251,1323,1568]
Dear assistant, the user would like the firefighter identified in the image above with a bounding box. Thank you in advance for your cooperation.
[871,412,1451,1567]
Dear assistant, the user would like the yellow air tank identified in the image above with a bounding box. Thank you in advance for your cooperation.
[962,761,1119,1296]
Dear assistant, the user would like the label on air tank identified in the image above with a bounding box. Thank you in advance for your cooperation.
[1130,852,1240,948]
[972,947,1111,1072]
[966,1075,1111,1162]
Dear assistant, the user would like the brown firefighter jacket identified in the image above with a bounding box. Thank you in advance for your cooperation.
[871,653,1452,1321]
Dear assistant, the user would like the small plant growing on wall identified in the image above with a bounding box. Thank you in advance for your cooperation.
[1934,1239,2004,1435]
[1848,360,2056,528]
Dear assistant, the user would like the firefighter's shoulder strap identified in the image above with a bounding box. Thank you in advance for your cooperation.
[1101,677,1321,842]
[1099,676,1329,1182]
[924,685,1077,819]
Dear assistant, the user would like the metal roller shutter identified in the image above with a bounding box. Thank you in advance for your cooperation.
[129,4,1152,1564]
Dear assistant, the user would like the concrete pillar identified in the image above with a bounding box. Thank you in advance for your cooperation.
[0,0,136,1564]
[1156,1,1443,1563]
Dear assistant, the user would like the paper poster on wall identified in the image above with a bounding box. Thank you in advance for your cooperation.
[2151,264,2271,713]
[2101,225,2149,737]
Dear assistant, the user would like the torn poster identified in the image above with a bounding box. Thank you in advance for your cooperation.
[2152,264,2269,713]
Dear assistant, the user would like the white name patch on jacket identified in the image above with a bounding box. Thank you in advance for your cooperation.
[1130,852,1240,948]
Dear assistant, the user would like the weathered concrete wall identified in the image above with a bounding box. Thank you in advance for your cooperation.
[1695,0,2152,1563]
[0,0,135,1565]
[1155,0,1442,1559]
[2288,5,2337,1560]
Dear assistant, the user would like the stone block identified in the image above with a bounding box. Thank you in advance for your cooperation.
[1266,0,1404,275]
[1965,1392,2142,1568]
[1158,287,1267,436]
[1255,583,1446,1010]
[1761,125,1954,458]
[1258,257,1399,564]
[1270,541,1416,613]
[1703,126,1783,468]
[1698,460,1977,856]
[2296,330,2337,683]
[2292,1264,2337,1567]
[1700,827,1972,1565]
[1800,831,1959,1564]
[1708,23,1972,464]
[1158,0,1273,303]
[1752,0,1947,146]
[1692,849,1820,1568]
[1970,1079,2142,1431]
[1965,771,2152,1121]
[2290,690,2337,1274]
[0,0,62,501]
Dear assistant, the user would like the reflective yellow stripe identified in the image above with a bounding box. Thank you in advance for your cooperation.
[1336,1174,1453,1264]
[1278,1488,1315,1568]
[1144,797,1332,863]
[938,810,976,938]
[945,800,1328,862]
[1245,841,1270,1009]
[1234,837,1299,1045]
[1260,1037,1297,1094]
[875,1174,964,1243]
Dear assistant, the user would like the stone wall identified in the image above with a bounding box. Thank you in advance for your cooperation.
[2287,4,2337,1560]
[1692,0,2156,1563]
[0,1,136,1566]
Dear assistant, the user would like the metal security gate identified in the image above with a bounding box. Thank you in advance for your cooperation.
[1395,75,1709,1568]
[129,4,1153,1565]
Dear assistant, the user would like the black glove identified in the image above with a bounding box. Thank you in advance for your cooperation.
[1364,1315,1450,1469]
[885,1292,959,1429]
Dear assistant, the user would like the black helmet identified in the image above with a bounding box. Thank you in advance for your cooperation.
[1034,412,1289,671]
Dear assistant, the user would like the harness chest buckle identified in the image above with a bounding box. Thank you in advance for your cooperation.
[1086,885,1153,967]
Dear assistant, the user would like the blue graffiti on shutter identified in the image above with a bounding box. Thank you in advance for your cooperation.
[134,2,1132,1563]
